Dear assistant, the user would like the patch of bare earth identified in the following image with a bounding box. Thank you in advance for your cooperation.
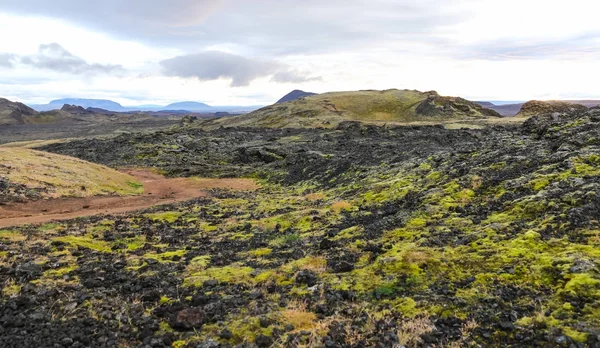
[0,169,257,228]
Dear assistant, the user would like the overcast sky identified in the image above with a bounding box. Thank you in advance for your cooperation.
[1,0,600,106]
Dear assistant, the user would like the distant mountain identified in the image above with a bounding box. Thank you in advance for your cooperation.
[54,99,125,111]
[163,102,214,112]
[475,101,524,116]
[475,101,495,107]
[277,90,318,104]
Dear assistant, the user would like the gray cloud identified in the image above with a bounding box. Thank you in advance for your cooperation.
[8,43,124,75]
[160,51,318,87]
[462,34,600,61]
[0,0,223,42]
[271,71,321,84]
[0,0,462,55]
[0,53,15,67]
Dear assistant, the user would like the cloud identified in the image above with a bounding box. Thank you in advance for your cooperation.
[0,0,463,55]
[0,0,223,43]
[461,35,600,61]
[271,71,321,84]
[0,53,15,67]
[160,51,318,87]
[7,43,124,75]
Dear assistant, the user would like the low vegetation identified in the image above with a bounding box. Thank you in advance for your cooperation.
[1,108,600,347]
[0,147,143,202]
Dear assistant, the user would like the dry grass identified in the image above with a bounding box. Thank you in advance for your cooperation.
[395,316,435,347]
[0,138,74,149]
[281,301,318,332]
[305,192,325,202]
[332,200,353,213]
[0,147,143,198]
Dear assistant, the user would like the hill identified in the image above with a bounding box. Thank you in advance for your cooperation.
[204,89,501,128]
[0,98,78,125]
[276,89,318,104]
[0,98,39,125]
[516,100,589,118]
[0,147,142,203]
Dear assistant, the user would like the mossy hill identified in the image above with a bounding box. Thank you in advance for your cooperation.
[201,89,501,129]
[516,100,589,118]
[0,147,143,202]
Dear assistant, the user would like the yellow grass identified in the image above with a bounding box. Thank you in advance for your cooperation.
[0,147,143,198]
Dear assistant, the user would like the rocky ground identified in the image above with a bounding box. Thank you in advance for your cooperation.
[0,119,180,145]
[1,109,600,347]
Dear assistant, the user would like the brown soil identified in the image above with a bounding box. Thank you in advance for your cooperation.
[0,169,258,228]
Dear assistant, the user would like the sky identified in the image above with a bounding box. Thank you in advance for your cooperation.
[1,0,600,106]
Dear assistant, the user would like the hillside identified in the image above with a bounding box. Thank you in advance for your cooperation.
[19,107,600,347]
[276,89,318,103]
[516,100,589,118]
[0,98,39,125]
[0,147,143,203]
[203,89,501,128]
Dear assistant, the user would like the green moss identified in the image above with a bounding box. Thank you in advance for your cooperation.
[332,226,364,241]
[0,230,26,242]
[43,265,77,278]
[249,248,273,257]
[531,177,551,191]
[39,223,60,231]
[268,233,300,247]
[54,236,112,253]
[563,273,600,299]
[406,217,427,229]
[159,296,172,305]
[127,181,144,190]
[226,317,273,343]
[2,283,21,297]
[125,236,146,251]
[188,255,211,271]
[145,211,184,223]
[184,263,254,287]
[563,327,589,343]
[144,249,187,262]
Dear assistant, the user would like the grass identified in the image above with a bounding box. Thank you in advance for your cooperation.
[0,147,144,198]
[199,89,498,129]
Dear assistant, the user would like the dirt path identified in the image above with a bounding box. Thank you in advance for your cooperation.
[0,169,257,228]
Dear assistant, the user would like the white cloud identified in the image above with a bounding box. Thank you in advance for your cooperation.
[1,1,600,105]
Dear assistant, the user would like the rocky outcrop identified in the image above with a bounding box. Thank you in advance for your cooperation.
[516,100,588,118]
[61,104,93,115]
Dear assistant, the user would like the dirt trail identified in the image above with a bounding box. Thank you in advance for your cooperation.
[0,169,257,228]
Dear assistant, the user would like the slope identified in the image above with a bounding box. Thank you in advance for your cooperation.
[203,89,500,128]
[0,147,143,203]
[0,98,38,125]
[516,100,589,118]
[276,89,318,103]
